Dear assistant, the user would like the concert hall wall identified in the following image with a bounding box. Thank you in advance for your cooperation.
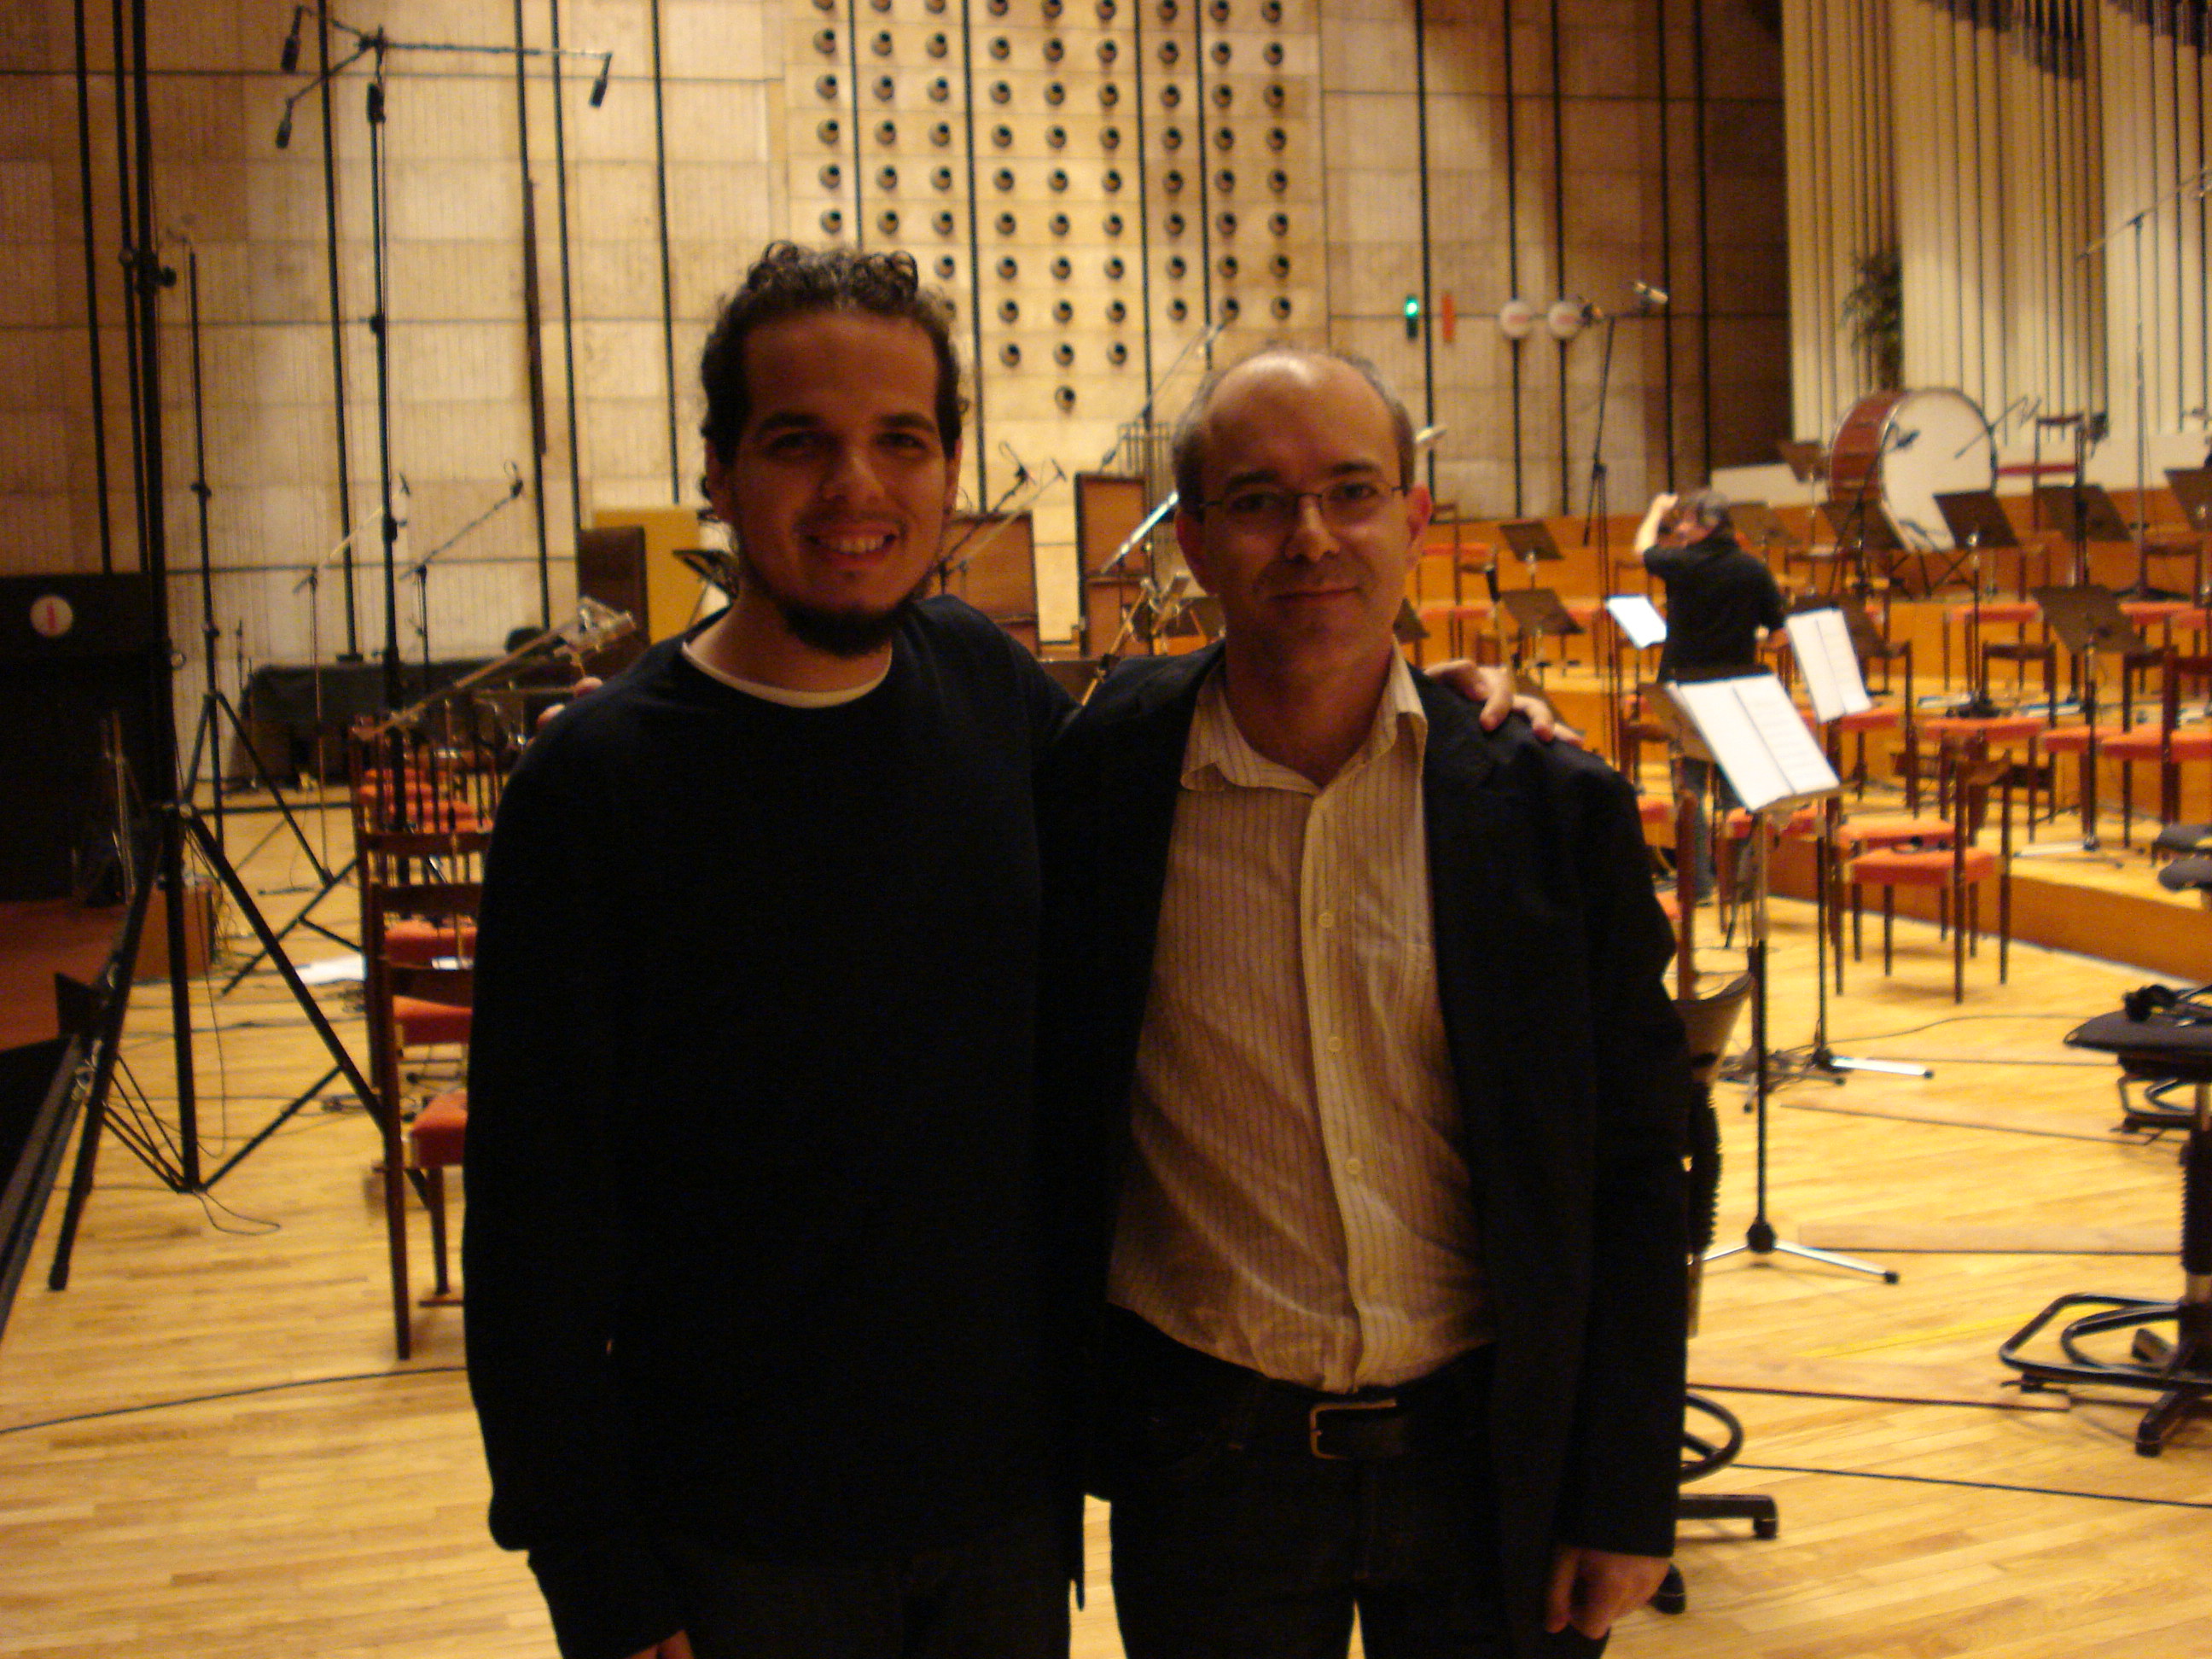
[0,1,1787,715]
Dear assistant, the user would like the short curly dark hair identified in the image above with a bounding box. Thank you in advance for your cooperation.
[698,242,966,464]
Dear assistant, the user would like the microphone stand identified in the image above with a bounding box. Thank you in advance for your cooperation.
[400,474,526,686]
[2078,166,2212,601]
[276,11,610,710]
[168,240,339,895]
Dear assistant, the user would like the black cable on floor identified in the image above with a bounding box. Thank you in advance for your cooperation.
[1732,1461,2212,1511]
[0,1365,468,1436]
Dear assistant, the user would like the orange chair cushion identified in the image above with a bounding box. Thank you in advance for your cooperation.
[1840,815,1954,851]
[383,918,479,967]
[1721,806,1819,841]
[1832,707,1901,732]
[1947,601,2039,626]
[2036,725,2125,754]
[2121,601,2193,625]
[1639,796,1674,830]
[1448,602,1492,624]
[393,997,472,1046]
[410,1089,468,1167]
[1848,846,1999,885]
[1918,714,2047,743]
[2102,727,2212,762]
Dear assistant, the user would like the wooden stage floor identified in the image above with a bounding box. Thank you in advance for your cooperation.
[0,795,2208,1658]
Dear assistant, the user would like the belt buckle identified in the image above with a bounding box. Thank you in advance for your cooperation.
[1308,1395,1397,1460]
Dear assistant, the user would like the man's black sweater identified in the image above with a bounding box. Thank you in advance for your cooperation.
[463,599,1072,1659]
[1644,528,1787,681]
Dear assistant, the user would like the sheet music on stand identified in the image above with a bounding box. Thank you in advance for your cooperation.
[1604,593,1668,649]
[1666,674,1841,814]
[1783,608,1873,725]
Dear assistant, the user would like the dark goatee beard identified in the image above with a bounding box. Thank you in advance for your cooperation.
[735,545,934,659]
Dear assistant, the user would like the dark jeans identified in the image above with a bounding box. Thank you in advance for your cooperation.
[1097,1311,1512,1659]
[654,1509,1068,1659]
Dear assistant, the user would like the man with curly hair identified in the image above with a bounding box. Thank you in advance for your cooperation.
[463,243,1075,1659]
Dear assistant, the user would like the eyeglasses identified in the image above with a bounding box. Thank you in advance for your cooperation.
[1195,478,1405,535]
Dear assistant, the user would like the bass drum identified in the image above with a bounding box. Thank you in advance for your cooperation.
[1827,387,1994,552]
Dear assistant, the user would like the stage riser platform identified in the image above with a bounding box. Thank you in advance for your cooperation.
[1767,838,2212,983]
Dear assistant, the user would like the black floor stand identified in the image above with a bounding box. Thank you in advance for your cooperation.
[46,800,387,1291]
[1706,814,1901,1283]
[2000,1067,2212,1454]
[1652,1393,1779,1615]
[1770,795,1934,1085]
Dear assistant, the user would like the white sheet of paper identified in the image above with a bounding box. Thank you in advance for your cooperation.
[1784,608,1873,725]
[1604,593,1668,649]
[1668,675,1841,812]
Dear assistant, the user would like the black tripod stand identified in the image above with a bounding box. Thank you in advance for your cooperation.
[1703,801,1899,1284]
[168,239,346,913]
[47,13,387,1289]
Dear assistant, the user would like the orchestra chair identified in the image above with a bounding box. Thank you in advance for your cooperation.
[1826,634,1911,800]
[1942,597,2040,690]
[2002,1004,2212,1455]
[1651,972,1771,1616]
[359,827,488,1353]
[2096,649,2212,846]
[1844,742,2012,1002]
[1906,712,2046,827]
[1563,597,1602,672]
[1618,690,1677,792]
[1412,601,1455,667]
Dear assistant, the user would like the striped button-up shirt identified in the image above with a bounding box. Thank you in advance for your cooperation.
[1108,654,1487,1392]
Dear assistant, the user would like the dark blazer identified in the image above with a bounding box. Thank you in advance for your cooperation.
[1039,644,1695,1657]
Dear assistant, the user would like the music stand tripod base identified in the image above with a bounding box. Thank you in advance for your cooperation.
[1705,1220,1901,1282]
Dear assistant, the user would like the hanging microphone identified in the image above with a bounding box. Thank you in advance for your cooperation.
[589,54,612,108]
[279,4,305,73]
[507,462,525,498]
[275,108,294,149]
[1631,280,1668,308]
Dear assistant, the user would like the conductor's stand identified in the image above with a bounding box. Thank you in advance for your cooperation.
[2000,994,2212,1454]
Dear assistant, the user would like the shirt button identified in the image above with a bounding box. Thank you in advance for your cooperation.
[1326,1035,1344,1055]
[1344,1156,1365,1174]
[1318,909,1336,929]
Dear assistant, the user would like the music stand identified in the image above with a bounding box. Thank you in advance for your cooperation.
[1499,586,1580,678]
[1934,489,2019,557]
[1934,490,2027,716]
[1498,519,1564,588]
[2166,467,2212,533]
[1818,496,1903,552]
[1776,440,1828,488]
[2034,481,2134,544]
[2163,469,2212,601]
[1603,595,1668,767]
[1662,674,1896,1284]
[2024,584,2145,858]
[1730,501,1800,558]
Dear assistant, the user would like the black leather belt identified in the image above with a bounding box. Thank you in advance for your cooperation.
[1106,1307,1490,1462]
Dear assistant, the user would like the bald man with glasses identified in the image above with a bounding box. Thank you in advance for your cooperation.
[1041,347,1695,1659]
